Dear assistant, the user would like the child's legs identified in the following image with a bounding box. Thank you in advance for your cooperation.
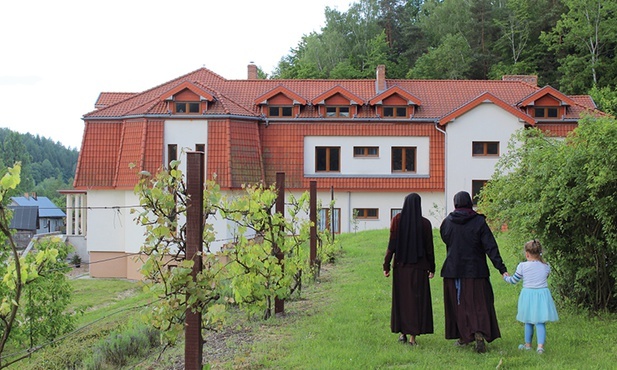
[536,323,546,346]
[524,323,534,344]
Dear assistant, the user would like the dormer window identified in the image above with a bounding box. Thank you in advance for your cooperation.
[269,106,293,117]
[534,107,559,118]
[175,102,200,114]
[326,106,350,118]
[383,106,407,118]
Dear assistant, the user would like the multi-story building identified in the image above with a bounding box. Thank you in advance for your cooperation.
[67,64,602,279]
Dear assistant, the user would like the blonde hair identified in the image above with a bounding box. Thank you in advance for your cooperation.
[524,239,546,264]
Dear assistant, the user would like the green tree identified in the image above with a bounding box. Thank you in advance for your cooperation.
[541,0,617,93]
[589,85,617,117]
[0,163,74,367]
[407,33,473,79]
[479,117,617,311]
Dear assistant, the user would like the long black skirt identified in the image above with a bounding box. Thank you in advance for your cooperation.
[443,278,501,343]
[390,265,433,335]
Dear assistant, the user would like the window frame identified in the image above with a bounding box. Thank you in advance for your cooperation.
[325,106,350,118]
[319,207,341,234]
[315,146,341,172]
[391,146,416,173]
[174,102,200,114]
[353,146,379,157]
[167,144,178,168]
[383,106,408,118]
[472,141,500,157]
[533,107,559,118]
[268,106,293,117]
[472,179,489,205]
[390,208,402,220]
[354,208,379,220]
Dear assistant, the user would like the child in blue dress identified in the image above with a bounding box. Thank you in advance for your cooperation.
[504,239,558,354]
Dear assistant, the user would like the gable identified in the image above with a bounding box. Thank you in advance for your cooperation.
[325,93,353,105]
[311,86,364,105]
[174,89,200,101]
[440,92,534,126]
[268,93,294,105]
[254,86,307,105]
[382,95,408,105]
[535,95,560,106]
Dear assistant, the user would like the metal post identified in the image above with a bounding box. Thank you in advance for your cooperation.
[185,152,204,370]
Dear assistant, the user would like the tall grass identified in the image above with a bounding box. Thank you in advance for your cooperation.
[236,229,617,369]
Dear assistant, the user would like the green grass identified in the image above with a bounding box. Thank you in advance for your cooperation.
[9,230,617,369]
[225,229,617,370]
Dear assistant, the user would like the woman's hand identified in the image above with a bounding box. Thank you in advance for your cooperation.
[384,270,390,277]
[428,272,434,279]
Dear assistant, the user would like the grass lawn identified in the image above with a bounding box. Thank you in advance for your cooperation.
[9,229,617,369]
[222,229,617,369]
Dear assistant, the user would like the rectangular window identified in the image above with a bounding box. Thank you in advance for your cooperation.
[319,208,341,234]
[353,146,379,157]
[391,147,416,172]
[326,106,350,118]
[315,147,340,172]
[268,106,293,117]
[383,106,407,118]
[391,208,402,219]
[175,102,200,114]
[167,144,177,168]
[195,144,205,152]
[472,141,499,156]
[472,180,488,205]
[354,208,379,219]
[534,107,559,118]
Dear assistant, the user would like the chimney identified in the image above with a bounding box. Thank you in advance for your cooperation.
[376,65,386,93]
[248,62,258,80]
[502,75,538,86]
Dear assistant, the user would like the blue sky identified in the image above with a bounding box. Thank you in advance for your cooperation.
[0,0,350,149]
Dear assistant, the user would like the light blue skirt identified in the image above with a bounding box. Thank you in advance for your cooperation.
[516,287,559,324]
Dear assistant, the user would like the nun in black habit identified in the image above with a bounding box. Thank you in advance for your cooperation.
[440,191,508,353]
[383,193,435,346]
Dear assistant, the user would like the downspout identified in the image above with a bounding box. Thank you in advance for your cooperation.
[348,191,352,233]
[434,121,447,220]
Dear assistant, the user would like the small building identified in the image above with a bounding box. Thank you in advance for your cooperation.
[8,206,38,249]
[10,194,66,234]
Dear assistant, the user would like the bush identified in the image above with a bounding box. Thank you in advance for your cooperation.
[85,325,160,369]
[480,118,617,312]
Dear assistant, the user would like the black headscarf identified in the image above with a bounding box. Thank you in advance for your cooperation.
[395,193,425,264]
[453,191,474,209]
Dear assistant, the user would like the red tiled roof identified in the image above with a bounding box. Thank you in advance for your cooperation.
[95,92,137,109]
[78,67,603,191]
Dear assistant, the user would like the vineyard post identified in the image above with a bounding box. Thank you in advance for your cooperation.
[185,151,204,369]
[274,172,285,315]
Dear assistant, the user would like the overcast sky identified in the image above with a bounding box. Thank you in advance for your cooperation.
[0,0,351,150]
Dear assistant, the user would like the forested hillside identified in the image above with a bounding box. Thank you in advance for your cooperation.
[0,128,78,207]
[272,0,617,114]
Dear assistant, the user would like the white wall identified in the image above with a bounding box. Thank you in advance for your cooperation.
[304,136,430,176]
[86,190,128,253]
[445,102,524,214]
[164,119,208,173]
[286,190,445,233]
